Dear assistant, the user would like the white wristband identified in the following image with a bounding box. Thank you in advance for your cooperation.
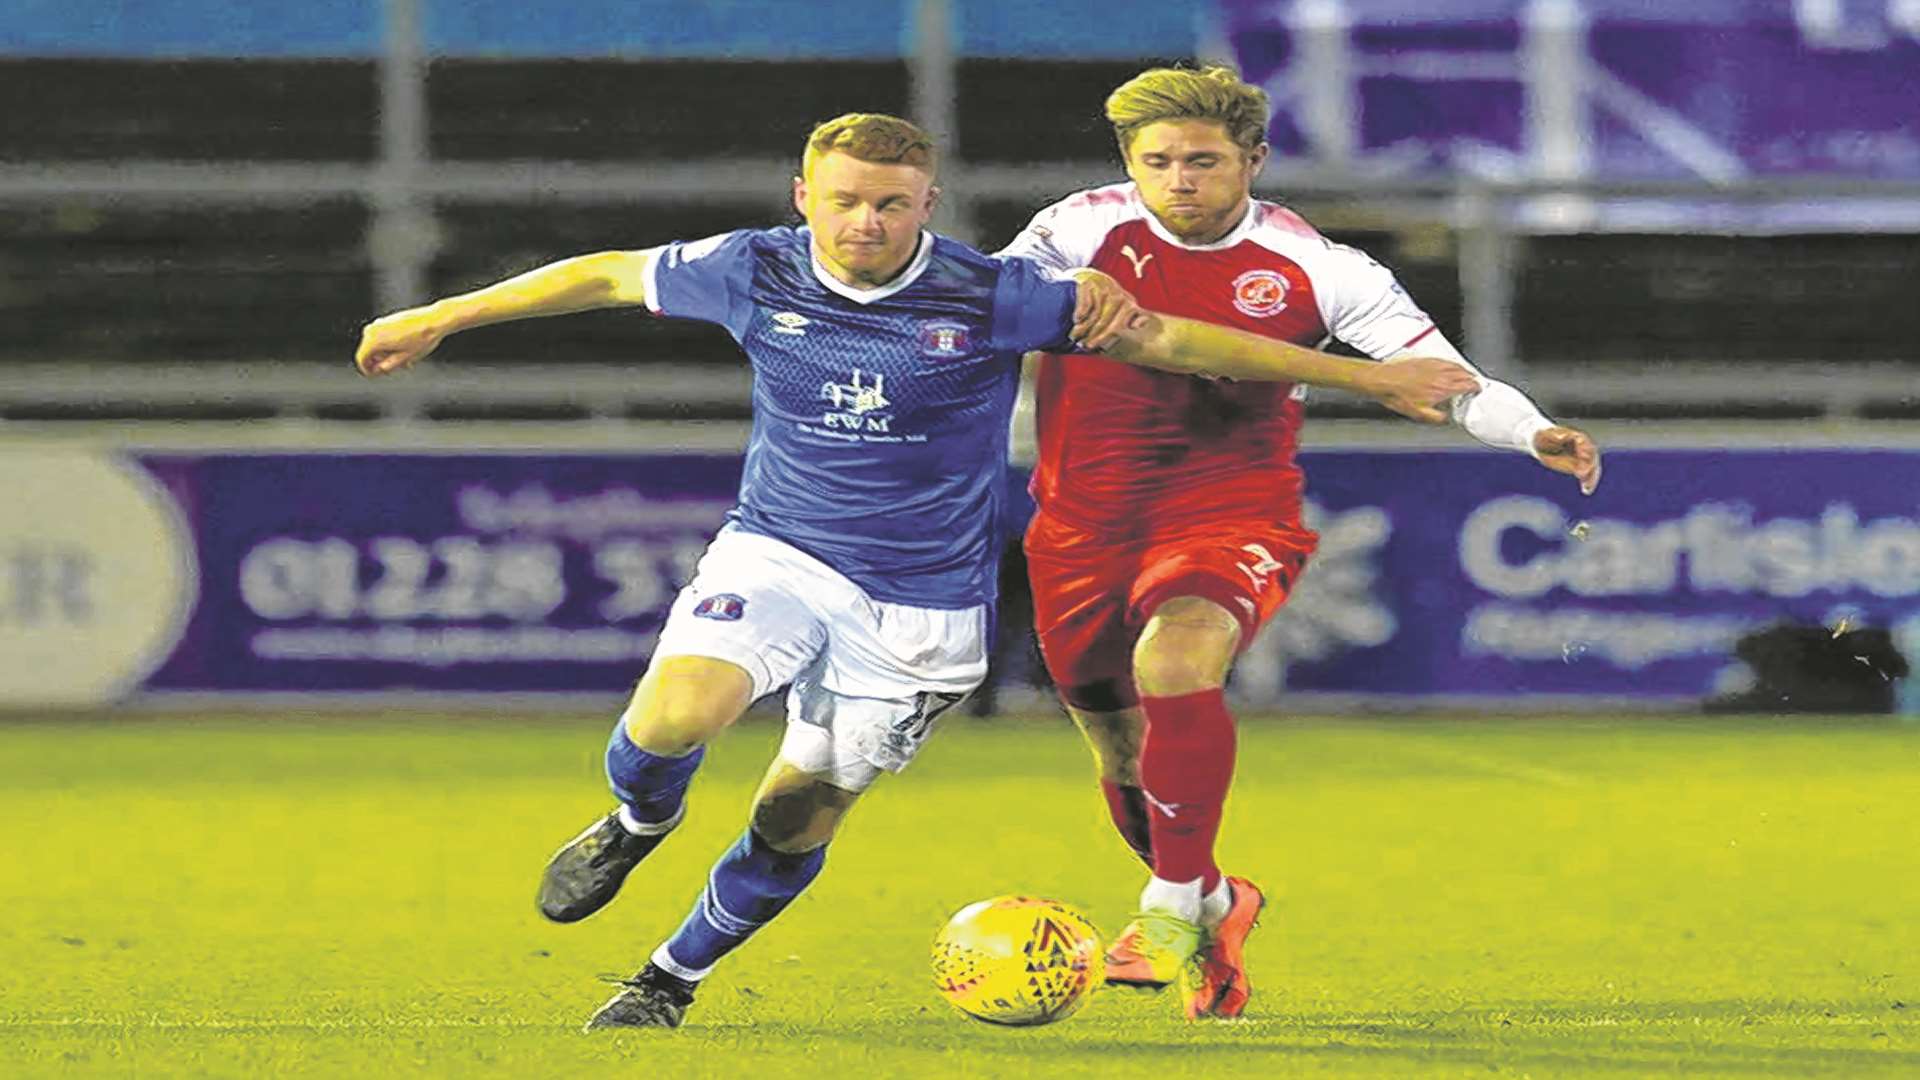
[1455,378,1555,458]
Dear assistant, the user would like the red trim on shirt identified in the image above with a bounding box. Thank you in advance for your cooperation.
[1400,324,1438,351]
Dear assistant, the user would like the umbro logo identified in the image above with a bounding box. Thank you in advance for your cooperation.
[1119,244,1154,278]
[770,312,810,336]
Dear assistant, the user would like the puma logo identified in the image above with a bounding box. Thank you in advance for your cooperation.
[1119,244,1154,278]
[1143,790,1184,818]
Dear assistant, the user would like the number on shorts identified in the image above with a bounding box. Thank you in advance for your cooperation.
[1236,542,1288,591]
[892,690,969,745]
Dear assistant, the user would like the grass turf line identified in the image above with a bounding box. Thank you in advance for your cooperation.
[1,713,1916,1078]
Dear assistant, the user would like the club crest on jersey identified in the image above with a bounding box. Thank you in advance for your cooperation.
[1232,269,1290,318]
[693,593,747,621]
[919,320,972,358]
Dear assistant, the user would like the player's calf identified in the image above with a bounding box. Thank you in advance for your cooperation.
[1067,704,1155,865]
[749,767,857,853]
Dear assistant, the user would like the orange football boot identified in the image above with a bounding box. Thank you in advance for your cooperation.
[1182,875,1266,1019]
[1103,911,1204,990]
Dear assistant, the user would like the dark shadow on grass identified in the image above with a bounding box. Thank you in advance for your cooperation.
[1291,998,1913,1033]
[689,998,1920,1077]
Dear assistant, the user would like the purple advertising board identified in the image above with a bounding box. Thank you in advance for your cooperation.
[1254,448,1920,705]
[1223,1,1920,183]
[136,453,744,696]
[18,447,1910,708]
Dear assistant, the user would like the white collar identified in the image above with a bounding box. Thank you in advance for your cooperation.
[809,230,935,304]
[1140,196,1260,252]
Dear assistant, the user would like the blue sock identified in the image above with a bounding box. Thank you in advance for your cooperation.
[657,828,826,978]
[604,719,705,826]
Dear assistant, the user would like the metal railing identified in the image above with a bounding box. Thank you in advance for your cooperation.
[1,0,1917,424]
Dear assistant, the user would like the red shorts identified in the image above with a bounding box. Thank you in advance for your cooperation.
[1024,511,1317,712]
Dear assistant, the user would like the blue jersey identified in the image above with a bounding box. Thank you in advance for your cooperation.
[644,226,1079,608]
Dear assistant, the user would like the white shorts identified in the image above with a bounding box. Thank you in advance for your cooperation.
[652,526,987,791]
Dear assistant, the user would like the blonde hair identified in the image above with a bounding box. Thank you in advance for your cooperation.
[1104,65,1270,156]
[802,113,938,179]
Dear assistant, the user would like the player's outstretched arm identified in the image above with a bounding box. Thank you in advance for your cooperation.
[354,250,653,376]
[1385,336,1603,494]
[1102,308,1480,423]
[1532,425,1603,495]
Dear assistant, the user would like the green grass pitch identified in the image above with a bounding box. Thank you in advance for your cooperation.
[3,711,1917,1078]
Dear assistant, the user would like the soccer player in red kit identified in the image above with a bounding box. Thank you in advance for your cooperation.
[999,67,1602,1019]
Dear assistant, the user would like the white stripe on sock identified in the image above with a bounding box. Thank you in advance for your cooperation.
[650,942,713,983]
[698,877,761,937]
[617,802,685,837]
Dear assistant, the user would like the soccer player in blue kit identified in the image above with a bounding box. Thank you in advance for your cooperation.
[355,113,1475,1029]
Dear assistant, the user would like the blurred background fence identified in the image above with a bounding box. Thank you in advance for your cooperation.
[4,0,1919,713]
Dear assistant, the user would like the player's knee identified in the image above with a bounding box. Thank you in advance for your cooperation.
[1132,649,1224,696]
[752,811,830,854]
[623,657,754,753]
[751,782,853,853]
[624,687,733,754]
[1133,602,1239,696]
[626,707,717,755]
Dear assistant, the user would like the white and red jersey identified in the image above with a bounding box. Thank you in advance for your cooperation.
[1000,182,1440,536]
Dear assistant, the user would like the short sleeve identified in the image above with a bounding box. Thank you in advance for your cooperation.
[996,208,1081,274]
[645,229,759,336]
[1313,242,1438,360]
[993,186,1135,273]
[989,255,1079,355]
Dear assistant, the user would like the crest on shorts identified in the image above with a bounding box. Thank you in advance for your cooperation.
[919,320,972,357]
[693,593,747,621]
[1231,269,1290,317]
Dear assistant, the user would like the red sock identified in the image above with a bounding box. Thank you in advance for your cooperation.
[1138,689,1236,892]
[1099,779,1154,867]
